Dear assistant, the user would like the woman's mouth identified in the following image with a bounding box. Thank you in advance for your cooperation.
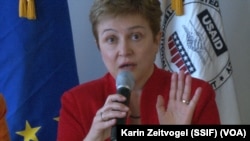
[119,63,136,70]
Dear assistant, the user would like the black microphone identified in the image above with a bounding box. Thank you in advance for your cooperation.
[110,70,135,141]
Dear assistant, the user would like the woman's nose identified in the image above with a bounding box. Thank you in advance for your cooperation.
[118,40,133,56]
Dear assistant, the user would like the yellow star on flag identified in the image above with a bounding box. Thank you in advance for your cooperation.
[53,117,59,122]
[16,120,41,141]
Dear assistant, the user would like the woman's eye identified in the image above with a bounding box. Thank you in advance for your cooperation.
[106,36,116,44]
[131,33,141,41]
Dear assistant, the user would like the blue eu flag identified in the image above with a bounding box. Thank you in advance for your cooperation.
[0,0,79,140]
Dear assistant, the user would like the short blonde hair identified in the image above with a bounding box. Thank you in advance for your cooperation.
[89,0,162,42]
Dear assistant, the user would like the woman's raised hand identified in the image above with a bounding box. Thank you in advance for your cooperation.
[156,71,202,125]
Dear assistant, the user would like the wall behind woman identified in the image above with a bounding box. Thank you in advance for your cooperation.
[67,0,250,124]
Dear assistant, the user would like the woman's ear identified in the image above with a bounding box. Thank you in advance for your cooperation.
[154,31,162,53]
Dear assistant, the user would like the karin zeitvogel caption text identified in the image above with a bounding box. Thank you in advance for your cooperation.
[117,125,249,139]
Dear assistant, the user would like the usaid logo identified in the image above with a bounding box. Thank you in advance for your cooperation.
[197,9,227,56]
[160,0,232,89]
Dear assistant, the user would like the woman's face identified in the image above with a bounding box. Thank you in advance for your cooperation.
[96,14,161,88]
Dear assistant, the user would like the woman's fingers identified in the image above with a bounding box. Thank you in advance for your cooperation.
[99,110,127,122]
[98,94,129,123]
[104,94,126,104]
[189,87,202,107]
[96,111,116,126]
[157,71,202,125]
[169,72,177,100]
[156,95,165,115]
[103,94,128,110]
[176,70,185,101]
[181,74,192,104]
[156,95,167,124]
[170,71,191,102]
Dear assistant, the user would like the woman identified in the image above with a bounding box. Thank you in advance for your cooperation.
[57,0,220,141]
[0,93,11,141]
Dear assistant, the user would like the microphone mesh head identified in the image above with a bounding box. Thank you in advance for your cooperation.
[116,71,135,90]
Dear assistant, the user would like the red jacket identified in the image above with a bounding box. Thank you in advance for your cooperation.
[57,66,220,141]
[0,94,10,141]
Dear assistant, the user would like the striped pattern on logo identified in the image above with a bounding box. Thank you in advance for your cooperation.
[168,32,196,74]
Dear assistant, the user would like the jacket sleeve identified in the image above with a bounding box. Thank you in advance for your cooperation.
[0,94,11,141]
[57,91,87,141]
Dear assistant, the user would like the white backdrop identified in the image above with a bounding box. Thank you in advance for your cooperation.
[67,0,250,124]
